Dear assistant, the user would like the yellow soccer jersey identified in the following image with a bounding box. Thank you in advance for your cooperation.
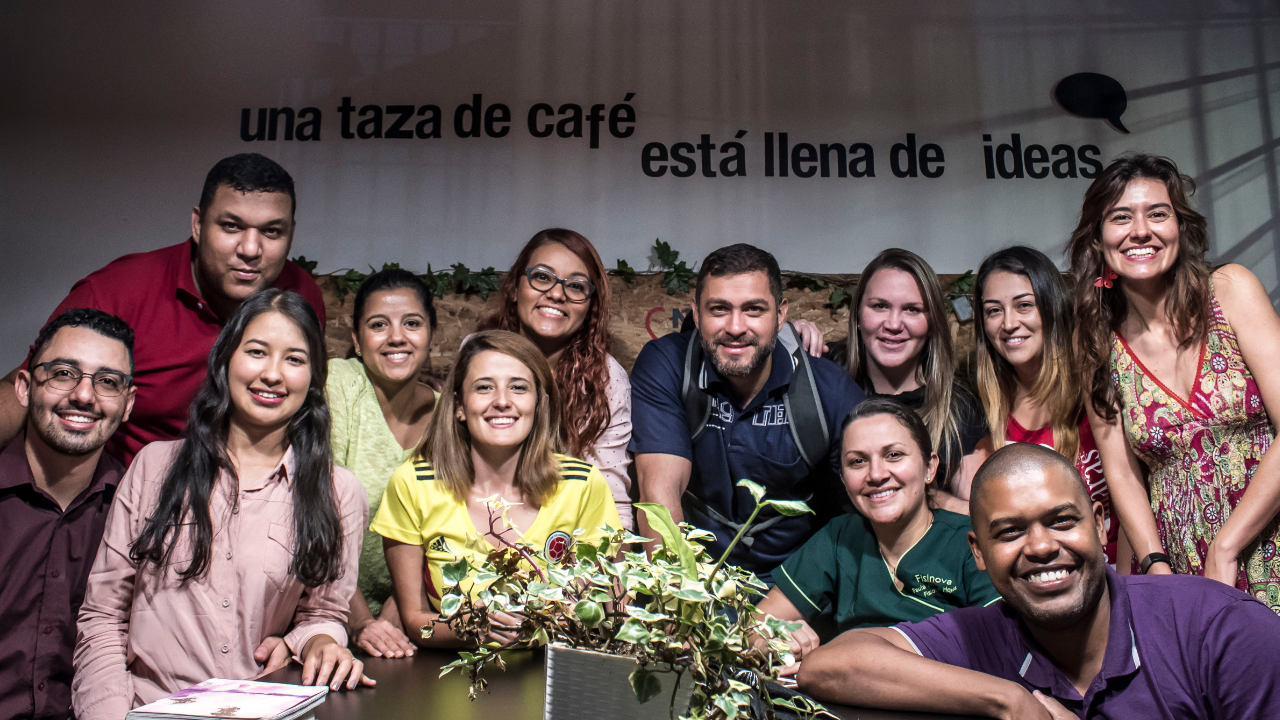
[370,454,623,610]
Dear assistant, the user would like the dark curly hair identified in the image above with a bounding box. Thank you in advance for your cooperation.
[1067,153,1210,421]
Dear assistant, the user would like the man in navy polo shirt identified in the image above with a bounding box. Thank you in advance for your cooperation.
[799,443,1280,719]
[630,243,863,584]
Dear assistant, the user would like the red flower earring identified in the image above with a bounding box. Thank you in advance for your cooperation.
[1094,266,1118,288]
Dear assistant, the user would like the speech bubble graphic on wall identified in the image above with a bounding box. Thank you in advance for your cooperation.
[1053,73,1130,134]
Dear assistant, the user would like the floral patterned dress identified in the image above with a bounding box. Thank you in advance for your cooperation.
[1111,293,1280,612]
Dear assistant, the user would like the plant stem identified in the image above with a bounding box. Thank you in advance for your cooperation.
[706,502,763,586]
[485,505,546,582]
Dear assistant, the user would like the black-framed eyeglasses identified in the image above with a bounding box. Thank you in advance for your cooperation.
[522,267,596,302]
[32,361,133,397]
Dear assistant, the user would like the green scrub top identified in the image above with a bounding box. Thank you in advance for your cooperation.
[774,510,1000,632]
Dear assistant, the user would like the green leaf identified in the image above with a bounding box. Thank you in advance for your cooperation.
[788,272,828,292]
[381,262,401,271]
[439,595,462,618]
[736,478,766,503]
[420,624,435,639]
[577,542,599,562]
[290,255,319,278]
[573,600,605,628]
[654,239,679,268]
[685,528,717,543]
[635,503,698,578]
[420,264,453,298]
[763,499,815,517]
[829,285,848,308]
[530,627,550,646]
[625,606,669,622]
[662,261,694,295]
[616,618,652,644]
[629,667,662,704]
[442,558,470,585]
[614,259,636,284]
[672,586,713,602]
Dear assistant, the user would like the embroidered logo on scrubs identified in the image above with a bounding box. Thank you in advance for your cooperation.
[911,573,957,597]
[428,535,452,554]
[545,531,572,561]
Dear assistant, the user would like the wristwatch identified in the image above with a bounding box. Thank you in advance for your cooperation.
[1139,552,1171,574]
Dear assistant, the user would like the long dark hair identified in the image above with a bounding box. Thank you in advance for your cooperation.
[130,289,344,587]
[1067,153,1211,420]
[480,229,612,458]
[973,246,1081,460]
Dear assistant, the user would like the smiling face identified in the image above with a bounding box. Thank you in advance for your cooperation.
[969,463,1108,631]
[227,310,312,432]
[841,414,939,528]
[694,271,786,378]
[18,326,135,456]
[456,350,538,453]
[1100,178,1181,285]
[858,268,929,377]
[516,242,594,348]
[191,186,294,312]
[981,270,1044,371]
[353,288,433,385]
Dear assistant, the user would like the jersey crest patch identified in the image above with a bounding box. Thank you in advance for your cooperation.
[544,531,572,562]
[428,535,452,554]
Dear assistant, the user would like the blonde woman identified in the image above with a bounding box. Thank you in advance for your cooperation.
[829,249,990,511]
[372,330,622,646]
[973,245,1117,564]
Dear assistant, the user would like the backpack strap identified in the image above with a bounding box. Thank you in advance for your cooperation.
[682,330,713,442]
[783,341,830,471]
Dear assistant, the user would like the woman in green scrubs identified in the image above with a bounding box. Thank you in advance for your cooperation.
[757,397,1000,669]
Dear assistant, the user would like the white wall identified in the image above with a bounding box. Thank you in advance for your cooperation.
[1,0,1278,369]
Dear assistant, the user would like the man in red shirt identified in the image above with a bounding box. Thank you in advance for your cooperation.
[0,153,327,466]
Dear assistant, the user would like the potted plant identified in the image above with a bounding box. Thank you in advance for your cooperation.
[423,479,831,720]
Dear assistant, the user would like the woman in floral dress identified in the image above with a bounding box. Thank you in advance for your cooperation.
[1069,153,1280,611]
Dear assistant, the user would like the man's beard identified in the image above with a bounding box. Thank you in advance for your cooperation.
[700,328,777,378]
[32,400,112,457]
[1009,553,1108,632]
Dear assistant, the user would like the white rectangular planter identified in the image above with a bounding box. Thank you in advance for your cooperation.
[544,644,695,720]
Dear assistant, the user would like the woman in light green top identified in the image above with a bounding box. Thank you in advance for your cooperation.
[327,268,439,659]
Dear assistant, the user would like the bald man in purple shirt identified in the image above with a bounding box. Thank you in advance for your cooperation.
[799,443,1280,719]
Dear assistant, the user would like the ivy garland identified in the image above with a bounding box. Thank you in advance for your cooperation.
[295,241,974,316]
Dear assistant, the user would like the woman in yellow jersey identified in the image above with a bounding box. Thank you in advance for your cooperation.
[372,330,622,647]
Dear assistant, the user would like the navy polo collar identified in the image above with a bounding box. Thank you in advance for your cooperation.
[697,339,796,412]
[1014,566,1140,699]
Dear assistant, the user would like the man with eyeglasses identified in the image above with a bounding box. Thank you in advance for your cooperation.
[0,153,325,466]
[0,309,136,720]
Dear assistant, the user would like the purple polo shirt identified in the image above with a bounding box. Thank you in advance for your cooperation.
[0,431,123,720]
[895,567,1280,718]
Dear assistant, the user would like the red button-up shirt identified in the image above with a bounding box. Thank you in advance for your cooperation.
[0,431,123,720]
[30,240,326,466]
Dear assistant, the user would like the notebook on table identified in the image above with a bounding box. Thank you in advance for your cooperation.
[126,678,328,720]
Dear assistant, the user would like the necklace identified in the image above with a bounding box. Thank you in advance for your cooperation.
[882,513,934,579]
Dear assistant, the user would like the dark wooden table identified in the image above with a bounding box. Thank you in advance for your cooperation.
[264,649,977,720]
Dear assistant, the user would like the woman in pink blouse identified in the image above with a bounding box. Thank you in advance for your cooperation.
[73,290,372,720]
[478,229,635,528]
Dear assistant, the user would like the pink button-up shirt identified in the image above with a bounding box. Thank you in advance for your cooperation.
[72,441,367,720]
